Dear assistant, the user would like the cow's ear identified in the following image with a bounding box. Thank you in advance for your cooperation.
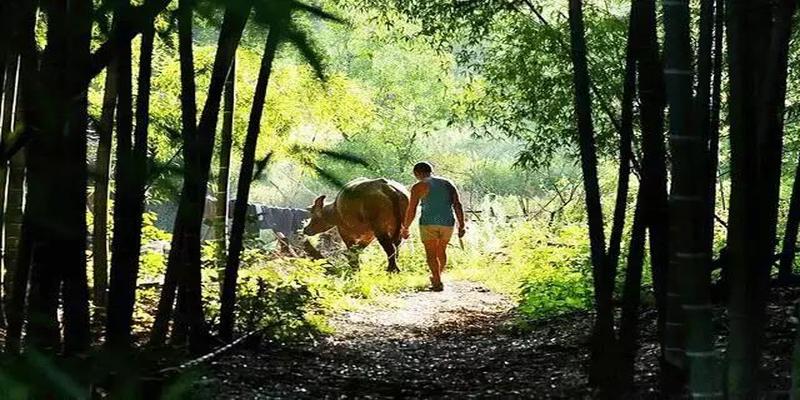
[313,195,326,208]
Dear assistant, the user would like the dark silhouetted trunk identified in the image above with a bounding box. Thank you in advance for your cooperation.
[27,0,92,354]
[0,52,18,327]
[92,57,118,316]
[634,0,673,390]
[106,21,154,348]
[611,3,643,390]
[58,0,93,355]
[151,0,196,347]
[4,142,24,336]
[618,190,646,391]
[706,0,724,256]
[150,225,181,346]
[6,211,31,354]
[158,1,251,352]
[4,0,36,355]
[171,284,189,345]
[220,26,281,342]
[605,0,637,294]
[780,163,800,284]
[662,0,697,384]
[726,0,794,397]
[567,0,615,395]
[3,67,24,333]
[672,0,722,394]
[793,301,800,398]
[215,59,235,287]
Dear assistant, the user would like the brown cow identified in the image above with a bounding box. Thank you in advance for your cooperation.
[302,178,409,272]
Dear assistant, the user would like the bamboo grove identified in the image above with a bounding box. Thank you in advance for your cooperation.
[567,0,800,397]
[1,0,800,397]
[0,0,340,364]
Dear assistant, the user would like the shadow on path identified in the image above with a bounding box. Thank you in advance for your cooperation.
[203,283,800,399]
[206,281,605,399]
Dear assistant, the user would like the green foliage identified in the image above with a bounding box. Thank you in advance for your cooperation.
[185,242,431,342]
[339,0,627,168]
[442,217,594,321]
[231,258,326,338]
[513,224,594,319]
[139,212,171,277]
[132,213,172,335]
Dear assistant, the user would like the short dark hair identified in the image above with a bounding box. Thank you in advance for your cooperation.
[413,162,433,174]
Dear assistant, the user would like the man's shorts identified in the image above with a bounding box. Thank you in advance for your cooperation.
[419,225,454,242]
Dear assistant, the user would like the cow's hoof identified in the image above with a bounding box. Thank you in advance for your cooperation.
[387,267,400,274]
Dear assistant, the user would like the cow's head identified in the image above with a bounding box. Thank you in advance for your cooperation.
[303,195,335,236]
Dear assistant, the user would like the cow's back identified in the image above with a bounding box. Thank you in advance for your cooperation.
[334,178,409,240]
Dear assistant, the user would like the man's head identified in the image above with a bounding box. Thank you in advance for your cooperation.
[413,161,433,181]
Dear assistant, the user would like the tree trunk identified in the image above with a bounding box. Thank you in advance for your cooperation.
[171,284,189,345]
[58,0,92,356]
[567,0,616,394]
[150,223,182,346]
[158,1,251,353]
[0,43,6,113]
[611,4,644,390]
[220,26,281,342]
[0,53,18,327]
[3,89,25,343]
[662,0,702,389]
[92,56,119,316]
[725,0,794,397]
[27,0,92,354]
[5,210,31,354]
[0,60,6,329]
[106,21,154,348]
[634,0,674,391]
[706,0,724,261]
[793,301,800,400]
[4,0,37,355]
[214,59,235,288]
[618,189,646,392]
[780,162,800,284]
[150,0,196,347]
[605,0,638,295]
[674,0,722,394]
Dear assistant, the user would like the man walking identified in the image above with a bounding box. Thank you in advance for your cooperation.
[401,162,466,291]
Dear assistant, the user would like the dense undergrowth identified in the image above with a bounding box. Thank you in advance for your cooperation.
[131,208,602,345]
[134,211,605,346]
[0,200,627,398]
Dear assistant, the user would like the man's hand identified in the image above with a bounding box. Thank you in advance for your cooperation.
[401,226,410,239]
[458,224,466,238]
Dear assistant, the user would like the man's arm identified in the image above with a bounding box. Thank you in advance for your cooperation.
[401,182,426,238]
[450,183,466,237]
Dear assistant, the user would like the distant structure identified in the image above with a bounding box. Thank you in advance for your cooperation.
[147,197,309,240]
[232,202,309,238]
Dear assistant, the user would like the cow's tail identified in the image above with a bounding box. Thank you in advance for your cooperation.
[389,187,404,244]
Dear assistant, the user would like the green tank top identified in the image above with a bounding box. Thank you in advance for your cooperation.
[420,177,456,227]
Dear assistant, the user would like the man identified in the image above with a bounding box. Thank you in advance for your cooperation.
[401,162,466,291]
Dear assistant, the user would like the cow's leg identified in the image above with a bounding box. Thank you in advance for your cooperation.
[345,247,361,269]
[376,234,399,273]
[342,238,364,270]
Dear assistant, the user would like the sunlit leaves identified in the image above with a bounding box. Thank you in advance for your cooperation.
[340,0,628,168]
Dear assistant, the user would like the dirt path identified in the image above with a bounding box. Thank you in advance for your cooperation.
[202,283,800,399]
[205,281,604,399]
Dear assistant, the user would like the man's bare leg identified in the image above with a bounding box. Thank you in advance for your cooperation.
[436,241,448,275]
[423,240,442,289]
